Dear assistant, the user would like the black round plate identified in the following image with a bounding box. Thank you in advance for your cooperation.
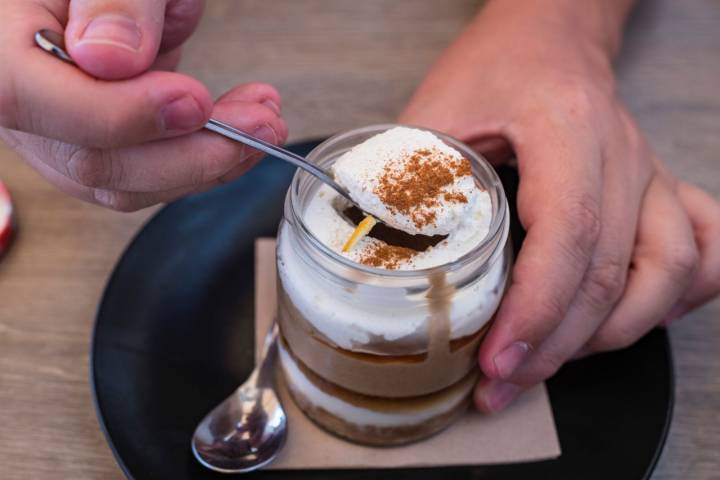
[92,140,673,480]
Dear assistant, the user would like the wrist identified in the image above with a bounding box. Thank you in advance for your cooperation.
[483,0,634,60]
[452,0,633,92]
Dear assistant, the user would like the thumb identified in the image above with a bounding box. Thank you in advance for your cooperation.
[65,0,168,80]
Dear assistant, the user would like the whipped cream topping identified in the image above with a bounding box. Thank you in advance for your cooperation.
[332,127,479,236]
[304,127,491,271]
[305,184,491,270]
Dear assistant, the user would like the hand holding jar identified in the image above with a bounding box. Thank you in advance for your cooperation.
[400,0,720,412]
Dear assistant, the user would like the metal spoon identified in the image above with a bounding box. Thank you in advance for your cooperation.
[192,322,287,473]
[34,29,355,204]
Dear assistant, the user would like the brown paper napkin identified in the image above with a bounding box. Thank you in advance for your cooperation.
[255,238,561,469]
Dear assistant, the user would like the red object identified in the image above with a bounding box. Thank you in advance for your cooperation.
[0,180,13,257]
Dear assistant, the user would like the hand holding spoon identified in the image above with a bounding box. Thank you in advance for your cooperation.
[34,29,358,207]
[36,29,378,251]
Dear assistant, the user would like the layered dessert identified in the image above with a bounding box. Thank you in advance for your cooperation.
[276,126,510,445]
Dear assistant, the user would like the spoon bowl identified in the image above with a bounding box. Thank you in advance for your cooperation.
[191,384,287,473]
[191,323,287,473]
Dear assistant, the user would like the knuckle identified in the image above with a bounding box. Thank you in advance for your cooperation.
[570,194,602,241]
[590,322,643,352]
[192,147,237,186]
[517,294,566,342]
[560,193,602,255]
[91,115,119,149]
[583,257,627,308]
[554,81,597,120]
[660,243,699,279]
[535,295,567,326]
[67,148,113,188]
[86,108,130,148]
[189,158,208,186]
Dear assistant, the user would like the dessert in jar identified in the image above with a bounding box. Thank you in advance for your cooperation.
[276,125,511,445]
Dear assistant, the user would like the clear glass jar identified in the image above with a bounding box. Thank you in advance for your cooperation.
[276,124,512,445]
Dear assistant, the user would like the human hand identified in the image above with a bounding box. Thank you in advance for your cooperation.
[0,0,287,210]
[400,0,720,412]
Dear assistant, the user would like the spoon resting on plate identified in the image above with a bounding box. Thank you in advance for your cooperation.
[191,323,287,473]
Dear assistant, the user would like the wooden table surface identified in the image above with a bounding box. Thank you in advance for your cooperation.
[0,1,718,478]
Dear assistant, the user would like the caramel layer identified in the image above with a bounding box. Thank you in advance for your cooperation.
[277,286,490,398]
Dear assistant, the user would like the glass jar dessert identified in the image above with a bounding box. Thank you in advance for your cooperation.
[275,124,512,446]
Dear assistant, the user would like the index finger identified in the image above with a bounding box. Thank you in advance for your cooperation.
[478,124,603,380]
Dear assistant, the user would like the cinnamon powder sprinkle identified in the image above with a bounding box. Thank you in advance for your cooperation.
[453,158,472,177]
[443,191,468,203]
[375,148,471,229]
[359,243,417,270]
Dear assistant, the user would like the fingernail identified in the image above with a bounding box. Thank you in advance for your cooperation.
[493,341,531,379]
[79,13,142,51]
[261,99,281,116]
[254,124,278,144]
[482,382,521,413]
[160,96,205,131]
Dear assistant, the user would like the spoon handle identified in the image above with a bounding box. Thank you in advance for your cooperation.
[243,323,279,390]
[204,119,347,197]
